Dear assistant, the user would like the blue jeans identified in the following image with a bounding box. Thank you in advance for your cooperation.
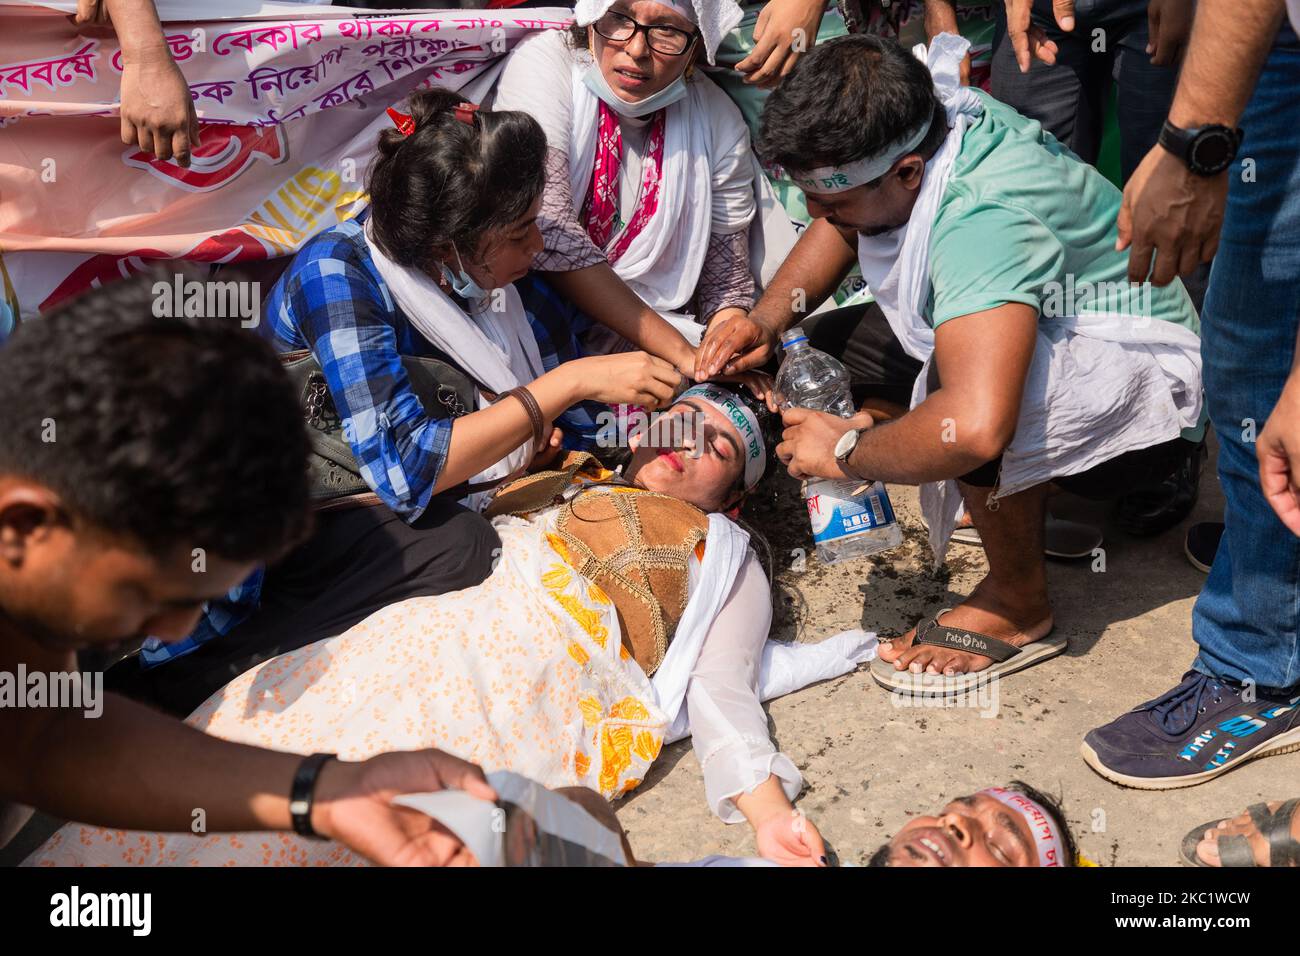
[1192,25,1300,693]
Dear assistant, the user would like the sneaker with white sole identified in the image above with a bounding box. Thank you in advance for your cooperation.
[1081,671,1300,790]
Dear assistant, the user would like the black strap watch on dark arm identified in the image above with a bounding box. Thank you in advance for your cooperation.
[290,752,337,839]
[1158,121,1244,176]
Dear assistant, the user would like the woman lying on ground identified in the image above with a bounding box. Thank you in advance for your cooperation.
[30,385,833,867]
[490,0,794,371]
[111,89,695,711]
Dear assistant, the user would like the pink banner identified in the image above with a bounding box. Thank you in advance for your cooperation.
[0,6,574,329]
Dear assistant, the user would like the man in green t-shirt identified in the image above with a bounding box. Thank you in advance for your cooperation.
[695,32,1203,692]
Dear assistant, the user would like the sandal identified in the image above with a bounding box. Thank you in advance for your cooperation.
[1179,798,1300,867]
[870,610,1066,697]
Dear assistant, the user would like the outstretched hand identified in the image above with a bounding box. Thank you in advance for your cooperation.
[119,50,202,166]
[1005,0,1075,73]
[735,0,826,88]
[1117,145,1226,285]
[1258,373,1300,536]
[312,749,498,866]
[776,407,873,481]
[695,313,780,380]
[754,809,828,867]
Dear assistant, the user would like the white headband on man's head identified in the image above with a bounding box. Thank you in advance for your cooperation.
[980,787,1067,868]
[573,0,743,64]
[785,113,933,194]
[677,383,766,490]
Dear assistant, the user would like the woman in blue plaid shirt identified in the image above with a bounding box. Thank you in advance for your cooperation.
[111,90,690,714]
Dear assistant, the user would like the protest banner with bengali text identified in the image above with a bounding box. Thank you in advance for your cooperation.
[0,2,574,333]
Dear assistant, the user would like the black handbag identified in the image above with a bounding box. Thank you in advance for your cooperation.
[281,349,479,506]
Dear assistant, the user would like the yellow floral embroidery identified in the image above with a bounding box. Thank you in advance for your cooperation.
[550,593,608,647]
[598,725,634,794]
[609,697,650,722]
[586,583,611,606]
[545,533,571,564]
[632,730,661,762]
[578,695,604,728]
[567,642,590,666]
[541,564,572,591]
[540,552,610,648]
[574,751,591,777]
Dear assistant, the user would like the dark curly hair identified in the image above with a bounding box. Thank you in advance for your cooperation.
[757,34,948,183]
[0,268,311,563]
[366,87,548,273]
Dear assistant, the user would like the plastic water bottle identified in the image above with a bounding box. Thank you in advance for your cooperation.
[773,328,856,418]
[775,328,904,564]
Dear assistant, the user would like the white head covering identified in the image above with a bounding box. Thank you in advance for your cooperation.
[573,0,744,64]
[678,383,766,490]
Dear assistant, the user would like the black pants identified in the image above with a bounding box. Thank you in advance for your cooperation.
[799,301,1191,496]
[106,498,500,717]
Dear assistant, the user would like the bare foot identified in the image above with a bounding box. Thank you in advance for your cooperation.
[878,580,1054,676]
[1196,801,1300,867]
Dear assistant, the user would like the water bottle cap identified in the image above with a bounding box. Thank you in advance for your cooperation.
[780,329,808,348]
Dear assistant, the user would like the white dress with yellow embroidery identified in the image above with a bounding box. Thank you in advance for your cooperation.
[26,502,799,866]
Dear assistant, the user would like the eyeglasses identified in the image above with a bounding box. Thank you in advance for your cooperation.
[592,10,698,56]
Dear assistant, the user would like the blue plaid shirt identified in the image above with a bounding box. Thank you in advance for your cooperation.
[141,218,601,669]
[145,216,456,667]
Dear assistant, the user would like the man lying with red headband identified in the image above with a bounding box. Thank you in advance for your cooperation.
[868,781,1088,867]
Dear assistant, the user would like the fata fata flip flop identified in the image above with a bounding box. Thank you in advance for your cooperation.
[870,610,1065,697]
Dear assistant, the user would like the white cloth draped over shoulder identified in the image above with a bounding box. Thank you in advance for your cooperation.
[364,225,544,509]
[489,31,797,331]
[857,34,1204,564]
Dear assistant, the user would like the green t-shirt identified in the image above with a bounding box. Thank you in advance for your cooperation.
[927,92,1199,338]
[926,93,1204,440]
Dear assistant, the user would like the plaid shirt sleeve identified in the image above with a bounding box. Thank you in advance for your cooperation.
[138,568,264,668]
[140,233,456,669]
[285,250,454,521]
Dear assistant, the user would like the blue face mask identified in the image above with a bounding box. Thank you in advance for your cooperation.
[582,63,689,119]
[440,247,490,303]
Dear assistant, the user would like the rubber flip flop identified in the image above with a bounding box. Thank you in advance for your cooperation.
[870,611,1065,697]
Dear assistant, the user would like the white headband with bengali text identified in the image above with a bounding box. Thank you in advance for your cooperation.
[785,114,932,194]
[980,787,1067,868]
[678,384,765,490]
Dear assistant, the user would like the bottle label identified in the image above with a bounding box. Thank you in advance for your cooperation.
[806,479,897,544]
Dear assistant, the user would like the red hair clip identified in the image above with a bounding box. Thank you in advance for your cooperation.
[386,106,415,137]
[453,101,480,126]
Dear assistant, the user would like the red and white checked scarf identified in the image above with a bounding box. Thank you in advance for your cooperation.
[582,100,666,265]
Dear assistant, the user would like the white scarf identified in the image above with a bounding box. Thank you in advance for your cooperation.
[364,225,545,505]
[858,34,1203,563]
[652,514,877,745]
[568,54,714,314]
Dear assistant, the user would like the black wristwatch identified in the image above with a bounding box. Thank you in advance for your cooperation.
[290,752,336,839]
[1158,121,1243,176]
